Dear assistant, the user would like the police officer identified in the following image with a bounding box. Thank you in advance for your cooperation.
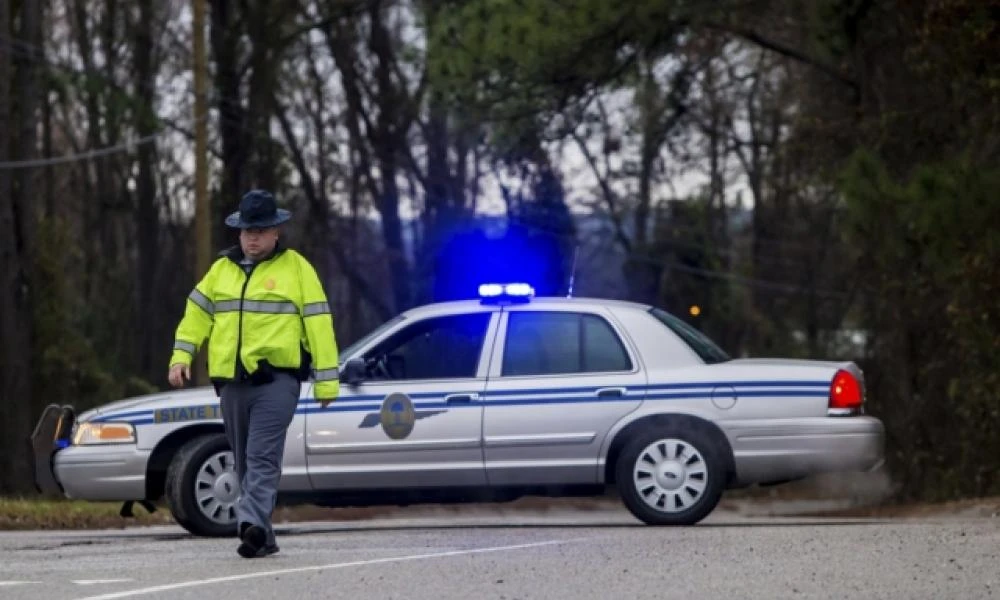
[167,189,339,558]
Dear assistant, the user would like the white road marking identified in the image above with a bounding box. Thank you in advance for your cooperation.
[72,538,582,600]
[0,581,41,586]
[73,580,135,585]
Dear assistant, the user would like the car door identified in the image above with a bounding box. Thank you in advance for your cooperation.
[305,310,499,490]
[483,306,646,486]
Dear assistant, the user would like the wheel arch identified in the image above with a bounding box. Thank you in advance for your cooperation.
[145,424,226,501]
[603,413,735,487]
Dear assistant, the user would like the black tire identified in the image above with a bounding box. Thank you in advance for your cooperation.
[615,422,726,525]
[165,433,238,537]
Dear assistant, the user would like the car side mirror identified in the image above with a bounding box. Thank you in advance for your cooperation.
[340,358,366,386]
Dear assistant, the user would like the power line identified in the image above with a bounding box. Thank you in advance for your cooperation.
[0,133,158,169]
[657,260,850,299]
[0,115,212,170]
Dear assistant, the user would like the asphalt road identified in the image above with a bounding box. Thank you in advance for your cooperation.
[1,505,997,600]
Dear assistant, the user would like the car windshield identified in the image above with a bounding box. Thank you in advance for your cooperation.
[648,307,731,364]
[339,315,406,362]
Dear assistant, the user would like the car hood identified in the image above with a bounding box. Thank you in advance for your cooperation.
[76,386,218,423]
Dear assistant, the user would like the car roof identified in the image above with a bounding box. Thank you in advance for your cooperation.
[399,296,654,319]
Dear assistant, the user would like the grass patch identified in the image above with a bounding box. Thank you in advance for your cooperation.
[0,495,623,531]
[0,497,174,531]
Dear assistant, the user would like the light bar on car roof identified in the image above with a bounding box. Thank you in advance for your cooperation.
[478,283,535,303]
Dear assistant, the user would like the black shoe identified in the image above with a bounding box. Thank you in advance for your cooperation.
[237,525,267,559]
[257,543,280,557]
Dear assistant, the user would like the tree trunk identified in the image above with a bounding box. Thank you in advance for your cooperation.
[626,62,665,303]
[419,93,455,304]
[244,2,281,192]
[133,0,160,381]
[17,0,41,264]
[71,0,107,302]
[0,0,39,493]
[209,0,247,248]
[369,1,411,312]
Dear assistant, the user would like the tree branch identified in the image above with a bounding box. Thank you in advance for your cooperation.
[703,21,858,93]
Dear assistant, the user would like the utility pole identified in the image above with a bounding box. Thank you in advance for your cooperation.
[193,0,211,386]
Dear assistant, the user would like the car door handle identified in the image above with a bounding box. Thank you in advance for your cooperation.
[445,393,480,404]
[596,387,626,398]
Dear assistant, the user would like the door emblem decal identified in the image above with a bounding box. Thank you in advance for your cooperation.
[356,393,446,439]
[358,392,448,440]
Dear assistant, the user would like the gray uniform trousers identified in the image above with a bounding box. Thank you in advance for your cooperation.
[220,372,300,547]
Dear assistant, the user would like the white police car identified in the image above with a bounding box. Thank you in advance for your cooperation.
[31,284,884,536]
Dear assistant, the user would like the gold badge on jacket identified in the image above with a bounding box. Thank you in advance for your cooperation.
[264,278,276,290]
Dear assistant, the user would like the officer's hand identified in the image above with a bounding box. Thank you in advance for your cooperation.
[168,363,191,388]
[316,381,339,409]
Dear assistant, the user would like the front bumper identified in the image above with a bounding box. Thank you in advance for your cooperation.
[30,404,151,500]
[54,445,151,500]
[723,416,886,486]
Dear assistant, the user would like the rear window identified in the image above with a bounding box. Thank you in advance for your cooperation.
[648,307,730,364]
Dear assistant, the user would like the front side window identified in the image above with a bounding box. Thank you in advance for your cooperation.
[341,315,405,360]
[363,313,491,380]
[502,312,632,377]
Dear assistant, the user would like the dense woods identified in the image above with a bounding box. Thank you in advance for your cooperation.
[1,0,997,501]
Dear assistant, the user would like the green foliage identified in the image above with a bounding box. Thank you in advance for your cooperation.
[842,151,1000,500]
[31,218,158,415]
[427,0,705,119]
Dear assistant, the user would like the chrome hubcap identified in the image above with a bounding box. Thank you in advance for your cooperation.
[194,451,238,526]
[633,438,708,513]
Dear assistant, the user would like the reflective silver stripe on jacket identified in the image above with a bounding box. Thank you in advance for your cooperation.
[174,340,196,354]
[215,300,241,313]
[213,300,298,314]
[314,367,339,382]
[302,302,330,317]
[243,300,298,314]
[188,289,214,315]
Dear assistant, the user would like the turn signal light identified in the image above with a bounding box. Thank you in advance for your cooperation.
[96,424,135,440]
[72,422,137,445]
[829,370,863,415]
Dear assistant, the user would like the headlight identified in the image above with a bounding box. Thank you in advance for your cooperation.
[72,422,136,445]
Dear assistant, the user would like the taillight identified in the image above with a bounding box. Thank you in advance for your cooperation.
[829,369,863,415]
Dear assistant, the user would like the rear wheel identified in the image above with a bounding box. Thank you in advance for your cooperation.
[165,433,238,537]
[615,423,726,525]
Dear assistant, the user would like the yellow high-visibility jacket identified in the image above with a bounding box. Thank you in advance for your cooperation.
[169,246,339,401]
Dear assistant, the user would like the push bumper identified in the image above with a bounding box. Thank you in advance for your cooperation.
[723,416,886,486]
[29,404,75,495]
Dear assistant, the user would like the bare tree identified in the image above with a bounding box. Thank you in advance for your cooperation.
[0,0,42,492]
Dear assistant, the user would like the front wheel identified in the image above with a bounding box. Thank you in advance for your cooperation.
[615,423,726,525]
[164,433,239,537]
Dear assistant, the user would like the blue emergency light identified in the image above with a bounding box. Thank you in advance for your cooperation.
[478,282,535,303]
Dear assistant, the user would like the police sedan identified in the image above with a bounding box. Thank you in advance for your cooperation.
[30,284,885,537]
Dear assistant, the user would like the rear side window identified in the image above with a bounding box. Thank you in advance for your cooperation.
[502,312,632,376]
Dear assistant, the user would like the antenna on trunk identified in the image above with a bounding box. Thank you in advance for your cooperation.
[566,245,579,298]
